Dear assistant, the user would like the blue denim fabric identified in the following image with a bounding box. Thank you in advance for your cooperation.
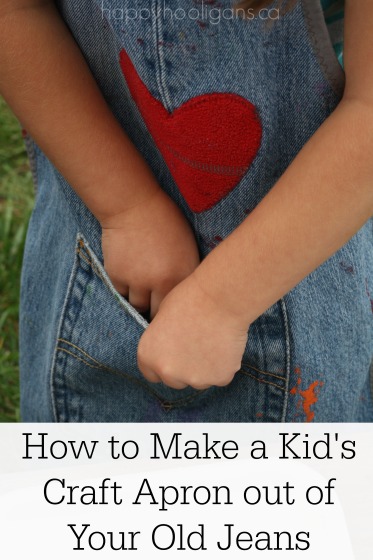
[20,0,373,422]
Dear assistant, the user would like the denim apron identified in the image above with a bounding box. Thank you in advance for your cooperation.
[20,0,373,422]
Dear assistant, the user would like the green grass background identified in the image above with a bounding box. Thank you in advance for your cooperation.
[0,97,34,422]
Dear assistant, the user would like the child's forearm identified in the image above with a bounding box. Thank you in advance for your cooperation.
[0,1,201,318]
[194,99,373,325]
[0,0,160,223]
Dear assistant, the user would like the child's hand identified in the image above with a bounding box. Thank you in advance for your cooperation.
[101,189,200,319]
[137,273,249,389]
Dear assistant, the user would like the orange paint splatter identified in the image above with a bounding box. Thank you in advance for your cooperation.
[289,368,302,395]
[300,381,323,423]
[290,367,323,422]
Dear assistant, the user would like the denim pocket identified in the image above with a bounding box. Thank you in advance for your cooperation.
[50,233,290,422]
[50,233,203,422]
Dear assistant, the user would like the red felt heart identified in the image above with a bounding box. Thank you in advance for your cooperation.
[120,49,262,213]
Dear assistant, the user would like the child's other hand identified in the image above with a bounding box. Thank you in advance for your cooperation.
[101,189,200,319]
[137,273,249,389]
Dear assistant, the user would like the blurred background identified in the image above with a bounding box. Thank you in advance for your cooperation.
[0,97,34,421]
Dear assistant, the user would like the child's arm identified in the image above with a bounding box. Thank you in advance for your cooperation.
[138,0,373,389]
[0,0,199,317]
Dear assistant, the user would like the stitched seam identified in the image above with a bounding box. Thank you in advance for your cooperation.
[77,245,104,282]
[241,362,286,381]
[49,235,82,422]
[240,370,285,392]
[58,338,107,366]
[166,93,259,114]
[76,246,114,295]
[280,297,292,422]
[57,348,103,371]
[302,0,344,95]
[164,143,248,175]
[77,244,109,288]
[57,339,205,408]
[153,0,172,111]
[76,246,92,267]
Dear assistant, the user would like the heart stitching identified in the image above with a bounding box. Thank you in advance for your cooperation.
[120,48,262,213]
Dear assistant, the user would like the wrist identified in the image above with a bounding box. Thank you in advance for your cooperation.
[193,229,278,327]
[97,182,163,229]
[191,264,253,331]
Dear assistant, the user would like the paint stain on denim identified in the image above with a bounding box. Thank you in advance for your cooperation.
[339,261,354,275]
[290,367,323,422]
[197,20,208,29]
[299,381,323,423]
[199,234,224,250]
[365,279,373,314]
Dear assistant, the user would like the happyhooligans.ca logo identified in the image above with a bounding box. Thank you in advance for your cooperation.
[101,1,280,24]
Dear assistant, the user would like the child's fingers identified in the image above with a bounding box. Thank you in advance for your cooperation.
[157,374,188,390]
[138,328,188,389]
[110,277,129,299]
[138,363,162,384]
[149,290,167,320]
[128,287,150,314]
[137,352,177,387]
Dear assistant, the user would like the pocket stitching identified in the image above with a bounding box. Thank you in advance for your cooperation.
[240,361,286,381]
[239,370,286,393]
[57,338,207,409]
